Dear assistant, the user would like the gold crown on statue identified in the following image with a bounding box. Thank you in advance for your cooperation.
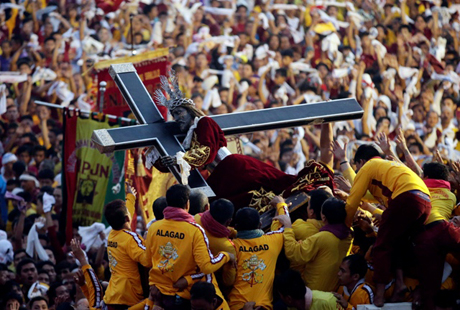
[154,70,195,110]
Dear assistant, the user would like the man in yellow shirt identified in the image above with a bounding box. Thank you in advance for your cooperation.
[335,255,374,309]
[276,269,344,310]
[227,197,287,310]
[276,198,352,292]
[345,145,431,307]
[103,192,152,309]
[292,189,332,241]
[413,162,460,310]
[194,199,236,289]
[145,184,234,309]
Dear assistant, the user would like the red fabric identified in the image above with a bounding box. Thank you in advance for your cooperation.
[190,117,227,168]
[415,221,460,309]
[372,191,431,284]
[96,0,124,13]
[199,211,231,238]
[47,226,65,263]
[163,206,195,222]
[424,179,451,190]
[64,113,78,244]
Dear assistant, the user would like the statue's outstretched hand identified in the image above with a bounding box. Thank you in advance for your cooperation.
[161,156,176,168]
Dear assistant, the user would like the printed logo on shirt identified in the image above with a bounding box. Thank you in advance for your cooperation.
[158,241,179,273]
[242,254,266,287]
[108,250,118,272]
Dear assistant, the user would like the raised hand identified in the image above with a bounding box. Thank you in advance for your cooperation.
[330,140,348,162]
[375,132,391,155]
[334,175,351,193]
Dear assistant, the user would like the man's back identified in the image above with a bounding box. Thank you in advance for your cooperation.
[104,229,150,306]
[195,214,236,287]
[292,219,324,241]
[146,218,229,299]
[228,230,284,310]
[285,230,352,292]
[346,158,429,225]
[311,290,345,310]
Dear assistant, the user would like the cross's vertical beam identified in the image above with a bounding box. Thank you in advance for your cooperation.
[108,63,164,124]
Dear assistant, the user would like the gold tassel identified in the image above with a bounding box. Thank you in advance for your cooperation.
[137,154,147,177]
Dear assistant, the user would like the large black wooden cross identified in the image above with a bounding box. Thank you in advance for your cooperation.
[92,63,363,196]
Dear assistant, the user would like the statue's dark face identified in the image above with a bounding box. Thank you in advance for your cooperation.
[171,107,194,133]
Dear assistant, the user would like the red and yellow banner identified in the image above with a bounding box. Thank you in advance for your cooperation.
[63,113,126,243]
[92,49,169,118]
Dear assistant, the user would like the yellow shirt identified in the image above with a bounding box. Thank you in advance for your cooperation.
[311,290,345,310]
[104,228,150,306]
[292,218,324,241]
[283,227,352,292]
[228,203,287,310]
[426,187,456,224]
[145,218,230,299]
[346,158,429,226]
[194,214,237,287]
[337,280,374,310]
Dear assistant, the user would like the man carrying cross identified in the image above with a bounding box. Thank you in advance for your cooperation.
[148,71,336,212]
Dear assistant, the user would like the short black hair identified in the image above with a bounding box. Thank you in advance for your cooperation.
[29,296,48,309]
[321,198,347,224]
[343,254,368,279]
[3,292,23,308]
[281,49,294,58]
[16,258,36,275]
[191,93,204,100]
[316,62,329,71]
[408,142,423,154]
[210,199,234,225]
[234,207,260,231]
[376,116,391,128]
[423,162,449,181]
[275,68,287,78]
[48,281,64,306]
[166,184,190,209]
[398,24,412,33]
[153,197,167,220]
[309,189,333,220]
[44,36,56,44]
[33,145,47,155]
[55,261,71,275]
[16,57,32,68]
[12,161,26,176]
[353,144,383,164]
[189,189,209,215]
[16,145,32,157]
[143,3,157,15]
[276,269,306,300]
[190,282,216,303]
[38,169,54,181]
[36,260,55,271]
[359,31,370,39]
[104,200,128,230]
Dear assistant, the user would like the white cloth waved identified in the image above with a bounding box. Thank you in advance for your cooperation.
[26,219,49,261]
[79,222,107,252]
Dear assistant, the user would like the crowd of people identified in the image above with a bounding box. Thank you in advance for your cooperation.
[2,0,460,308]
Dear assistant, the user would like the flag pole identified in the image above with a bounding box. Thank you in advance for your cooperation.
[35,101,136,123]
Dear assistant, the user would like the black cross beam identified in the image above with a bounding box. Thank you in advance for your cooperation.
[92,63,363,196]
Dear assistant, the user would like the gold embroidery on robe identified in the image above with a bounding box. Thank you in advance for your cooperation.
[290,160,331,193]
[248,187,276,213]
[183,134,211,167]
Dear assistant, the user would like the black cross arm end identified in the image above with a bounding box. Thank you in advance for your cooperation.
[109,63,137,79]
[92,129,116,154]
